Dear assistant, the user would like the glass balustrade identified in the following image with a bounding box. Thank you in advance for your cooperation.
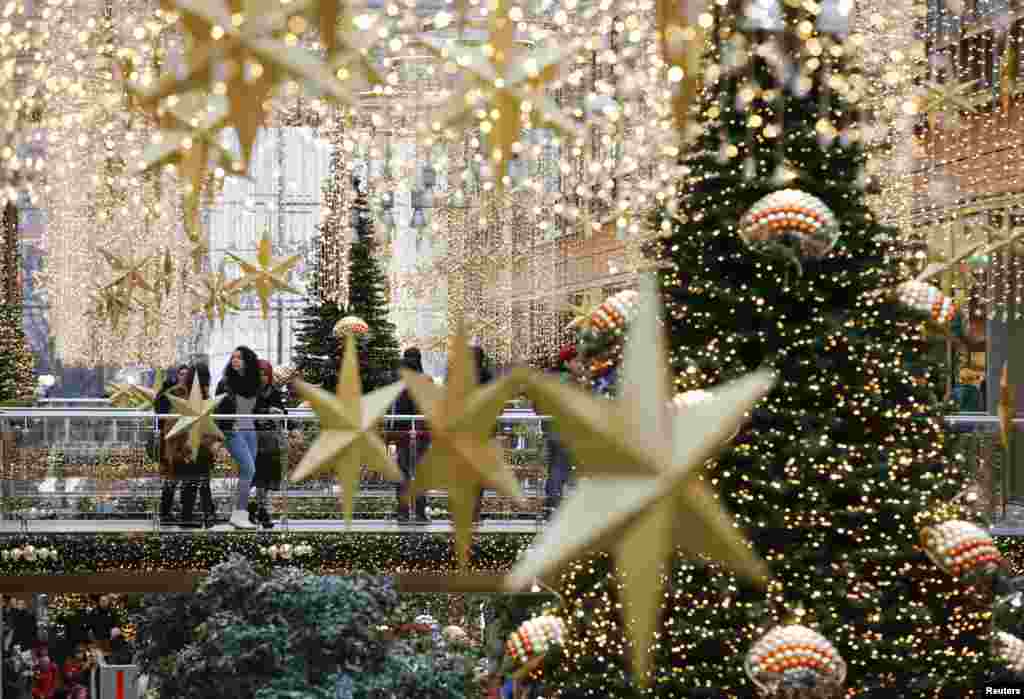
[0,409,558,524]
[0,408,1018,528]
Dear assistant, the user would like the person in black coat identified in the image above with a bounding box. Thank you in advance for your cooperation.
[470,346,494,523]
[178,362,217,528]
[155,365,192,523]
[543,346,576,519]
[251,359,287,529]
[87,595,118,645]
[215,346,262,529]
[393,348,430,523]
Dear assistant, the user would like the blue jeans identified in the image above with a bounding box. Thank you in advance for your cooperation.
[226,430,257,509]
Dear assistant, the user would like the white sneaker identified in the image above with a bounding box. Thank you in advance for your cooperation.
[229,510,257,529]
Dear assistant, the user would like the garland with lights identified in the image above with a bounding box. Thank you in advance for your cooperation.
[0,532,532,575]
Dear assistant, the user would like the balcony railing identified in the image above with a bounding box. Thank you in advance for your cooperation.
[0,409,555,526]
[0,409,1019,530]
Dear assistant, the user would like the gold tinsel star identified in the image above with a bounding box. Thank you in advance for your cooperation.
[291,334,405,526]
[138,0,377,172]
[164,375,226,460]
[917,80,986,127]
[419,2,580,191]
[226,232,302,319]
[1000,361,1016,450]
[505,277,773,683]
[657,0,707,135]
[189,269,242,325]
[98,248,155,305]
[401,321,525,569]
[134,92,243,239]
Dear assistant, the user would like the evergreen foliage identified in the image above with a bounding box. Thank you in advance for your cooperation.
[133,555,473,699]
[292,236,344,392]
[345,180,401,393]
[0,202,35,403]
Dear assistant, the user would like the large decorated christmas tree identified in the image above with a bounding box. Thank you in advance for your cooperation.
[543,4,999,696]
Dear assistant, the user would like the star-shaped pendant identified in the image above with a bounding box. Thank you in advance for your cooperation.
[291,334,405,526]
[164,375,227,460]
[140,0,377,171]
[401,321,525,569]
[98,249,155,305]
[107,382,144,408]
[505,276,774,683]
[226,233,302,319]
[917,80,986,127]
[1000,361,1016,450]
[419,11,581,191]
[189,269,242,325]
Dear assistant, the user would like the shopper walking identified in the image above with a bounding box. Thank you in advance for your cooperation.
[156,365,192,524]
[215,346,261,530]
[471,346,495,525]
[251,359,286,529]
[542,346,576,520]
[393,347,430,524]
[179,362,217,528]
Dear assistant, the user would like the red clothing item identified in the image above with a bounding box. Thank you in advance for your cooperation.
[63,658,90,687]
[32,659,59,699]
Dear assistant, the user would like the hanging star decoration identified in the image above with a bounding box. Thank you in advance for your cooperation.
[107,382,145,409]
[419,0,581,191]
[291,334,405,526]
[88,284,139,332]
[107,370,166,410]
[505,276,774,683]
[186,224,211,273]
[1000,361,1016,450]
[98,248,155,305]
[164,374,226,460]
[401,321,525,569]
[916,80,986,127]
[189,268,243,325]
[658,0,708,135]
[133,92,243,238]
[1002,41,1019,112]
[226,232,302,318]
[133,0,378,173]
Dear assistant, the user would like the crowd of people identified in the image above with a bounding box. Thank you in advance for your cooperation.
[156,346,288,530]
[151,339,580,529]
[2,595,134,699]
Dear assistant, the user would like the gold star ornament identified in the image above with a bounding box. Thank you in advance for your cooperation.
[138,0,377,171]
[226,232,302,318]
[164,375,227,460]
[98,248,155,305]
[189,269,243,325]
[1000,361,1016,450]
[658,0,708,134]
[401,322,525,569]
[505,276,774,683]
[420,3,580,191]
[291,334,405,526]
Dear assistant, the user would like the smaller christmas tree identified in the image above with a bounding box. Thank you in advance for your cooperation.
[0,203,34,403]
[346,178,400,393]
[293,233,345,393]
